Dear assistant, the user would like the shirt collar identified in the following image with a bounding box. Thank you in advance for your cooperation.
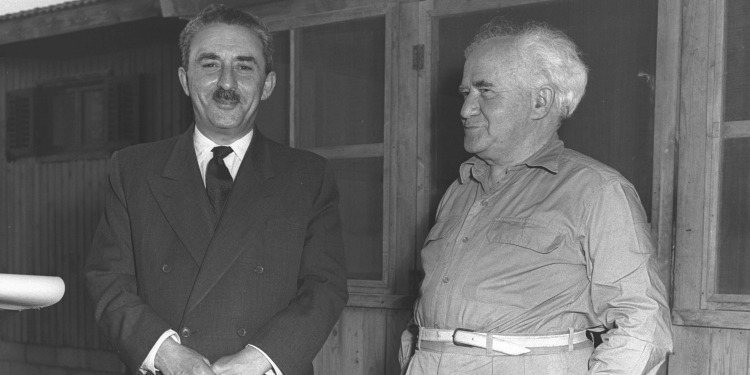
[193,126,253,161]
[459,133,564,184]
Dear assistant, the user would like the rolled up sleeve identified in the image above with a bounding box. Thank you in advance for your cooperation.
[584,181,673,374]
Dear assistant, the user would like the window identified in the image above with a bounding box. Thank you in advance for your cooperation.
[257,4,419,300]
[5,74,140,160]
[702,0,750,308]
[673,0,750,328]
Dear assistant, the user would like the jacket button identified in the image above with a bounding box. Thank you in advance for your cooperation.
[181,327,190,338]
[254,266,264,274]
[162,264,171,273]
[237,328,247,337]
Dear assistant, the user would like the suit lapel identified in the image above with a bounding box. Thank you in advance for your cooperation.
[183,131,285,316]
[147,129,215,265]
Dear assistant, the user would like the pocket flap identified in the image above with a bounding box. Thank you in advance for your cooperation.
[425,216,461,241]
[487,218,563,254]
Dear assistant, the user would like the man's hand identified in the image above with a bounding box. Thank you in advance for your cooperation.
[212,346,273,375]
[154,338,216,375]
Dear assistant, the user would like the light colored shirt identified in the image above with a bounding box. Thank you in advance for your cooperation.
[193,126,250,185]
[411,134,673,374]
[141,126,281,375]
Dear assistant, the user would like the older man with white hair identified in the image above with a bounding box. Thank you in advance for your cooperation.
[400,18,672,375]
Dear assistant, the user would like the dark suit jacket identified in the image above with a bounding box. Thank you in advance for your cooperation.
[85,128,348,375]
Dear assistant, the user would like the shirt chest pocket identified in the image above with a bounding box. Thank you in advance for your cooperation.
[486,218,564,254]
[420,216,461,286]
[461,218,566,305]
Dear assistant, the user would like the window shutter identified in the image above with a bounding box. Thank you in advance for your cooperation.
[104,75,140,145]
[5,88,36,160]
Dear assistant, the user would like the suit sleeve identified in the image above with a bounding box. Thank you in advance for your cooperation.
[245,160,349,375]
[84,152,173,373]
[584,180,673,374]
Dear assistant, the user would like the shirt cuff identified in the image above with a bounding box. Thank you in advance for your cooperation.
[140,329,180,374]
[246,344,282,375]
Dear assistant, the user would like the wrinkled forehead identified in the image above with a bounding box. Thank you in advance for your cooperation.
[463,37,523,86]
[472,36,522,69]
[190,23,265,61]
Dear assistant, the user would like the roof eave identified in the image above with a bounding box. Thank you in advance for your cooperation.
[0,0,162,46]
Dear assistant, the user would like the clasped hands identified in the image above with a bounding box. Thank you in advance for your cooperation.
[155,338,273,375]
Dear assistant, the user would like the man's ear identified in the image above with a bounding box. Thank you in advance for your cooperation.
[530,85,554,120]
[178,66,190,96]
[261,71,276,100]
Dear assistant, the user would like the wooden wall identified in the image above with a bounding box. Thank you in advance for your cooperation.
[0,16,189,352]
[0,12,412,374]
[667,0,750,373]
[671,326,750,375]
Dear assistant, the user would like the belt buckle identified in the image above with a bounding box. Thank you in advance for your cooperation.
[452,328,475,347]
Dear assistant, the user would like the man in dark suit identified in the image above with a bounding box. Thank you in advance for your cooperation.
[84,5,348,375]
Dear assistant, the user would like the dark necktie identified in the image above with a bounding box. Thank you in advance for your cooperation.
[206,146,234,217]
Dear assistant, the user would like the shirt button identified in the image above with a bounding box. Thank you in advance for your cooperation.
[462,236,469,243]
[254,266,264,274]
[162,264,171,273]
[442,276,450,283]
[481,200,488,206]
[237,328,247,337]
[180,327,190,338]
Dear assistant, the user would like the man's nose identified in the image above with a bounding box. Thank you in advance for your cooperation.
[218,67,237,90]
[460,94,479,119]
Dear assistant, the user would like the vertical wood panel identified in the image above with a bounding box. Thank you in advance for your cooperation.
[385,308,412,374]
[313,307,409,375]
[674,0,711,311]
[669,326,712,375]
[652,0,680,293]
[710,329,750,375]
[0,17,185,349]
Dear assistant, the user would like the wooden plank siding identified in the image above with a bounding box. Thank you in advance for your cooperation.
[0,17,190,350]
[668,0,750,373]
[0,13,412,374]
[670,326,750,375]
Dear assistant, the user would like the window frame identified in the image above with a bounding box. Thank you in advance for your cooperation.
[264,3,419,305]
[672,0,750,329]
[701,0,750,310]
[4,71,140,162]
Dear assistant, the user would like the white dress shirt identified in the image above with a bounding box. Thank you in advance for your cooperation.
[141,126,281,375]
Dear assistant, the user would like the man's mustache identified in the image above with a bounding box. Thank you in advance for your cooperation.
[213,88,241,104]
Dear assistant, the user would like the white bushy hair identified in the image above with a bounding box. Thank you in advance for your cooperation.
[465,18,588,119]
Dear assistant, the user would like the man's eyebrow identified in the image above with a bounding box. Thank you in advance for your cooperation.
[473,80,496,89]
[197,52,220,61]
[236,56,259,65]
[458,80,497,93]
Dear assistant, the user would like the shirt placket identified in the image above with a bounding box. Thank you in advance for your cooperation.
[432,187,501,330]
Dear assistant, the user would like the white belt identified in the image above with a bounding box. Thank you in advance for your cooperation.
[419,328,590,355]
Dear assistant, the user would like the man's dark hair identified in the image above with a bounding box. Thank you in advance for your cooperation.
[179,4,275,74]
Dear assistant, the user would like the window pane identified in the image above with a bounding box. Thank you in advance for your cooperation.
[50,89,80,148]
[297,17,385,148]
[717,137,750,294]
[724,0,750,121]
[82,88,106,145]
[329,157,383,280]
[256,31,290,145]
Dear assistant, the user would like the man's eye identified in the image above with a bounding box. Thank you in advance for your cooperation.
[459,90,469,98]
[201,62,219,68]
[237,65,253,71]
